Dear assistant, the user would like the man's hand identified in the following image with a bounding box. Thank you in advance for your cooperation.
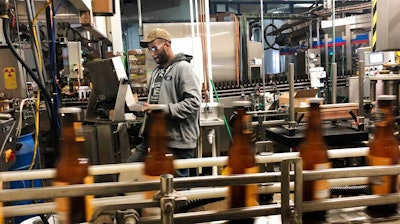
[143,103,168,113]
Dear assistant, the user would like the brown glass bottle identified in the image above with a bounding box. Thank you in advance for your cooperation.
[143,110,175,217]
[227,102,258,224]
[297,98,330,222]
[366,95,399,217]
[54,107,90,224]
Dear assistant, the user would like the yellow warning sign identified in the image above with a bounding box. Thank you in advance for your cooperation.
[3,67,17,90]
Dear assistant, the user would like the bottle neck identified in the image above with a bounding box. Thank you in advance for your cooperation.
[231,107,253,153]
[304,103,324,140]
[374,102,394,137]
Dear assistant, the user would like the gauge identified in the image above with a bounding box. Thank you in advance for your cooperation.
[309,52,316,59]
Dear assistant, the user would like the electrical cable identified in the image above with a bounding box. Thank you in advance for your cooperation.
[27,1,51,171]
[3,16,59,160]
[50,0,67,129]
[24,0,46,86]
[29,91,40,170]
[15,98,35,138]
[32,2,50,69]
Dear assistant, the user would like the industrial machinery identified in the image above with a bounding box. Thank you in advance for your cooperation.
[83,57,143,180]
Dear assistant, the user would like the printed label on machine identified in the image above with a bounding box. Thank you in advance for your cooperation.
[3,67,17,90]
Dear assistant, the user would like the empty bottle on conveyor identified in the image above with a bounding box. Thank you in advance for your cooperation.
[227,101,258,224]
[142,109,175,217]
[366,95,399,218]
[297,98,330,223]
[54,107,93,224]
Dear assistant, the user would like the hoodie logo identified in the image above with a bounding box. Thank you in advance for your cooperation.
[164,75,173,81]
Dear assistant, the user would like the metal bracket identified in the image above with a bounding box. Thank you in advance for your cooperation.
[281,157,303,224]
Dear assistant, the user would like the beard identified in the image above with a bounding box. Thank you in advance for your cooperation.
[155,51,168,65]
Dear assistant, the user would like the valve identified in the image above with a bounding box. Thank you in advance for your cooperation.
[5,148,15,162]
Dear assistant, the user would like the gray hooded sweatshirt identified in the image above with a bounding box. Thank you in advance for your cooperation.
[142,53,201,149]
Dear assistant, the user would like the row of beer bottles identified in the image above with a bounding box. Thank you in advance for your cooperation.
[53,108,172,223]
[298,95,399,222]
[227,95,399,223]
[53,94,399,223]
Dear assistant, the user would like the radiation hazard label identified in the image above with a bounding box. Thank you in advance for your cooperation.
[3,67,17,90]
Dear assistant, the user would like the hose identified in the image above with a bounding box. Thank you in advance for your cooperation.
[3,16,59,159]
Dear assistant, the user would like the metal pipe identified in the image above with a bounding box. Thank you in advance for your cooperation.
[1,158,383,203]
[142,204,282,224]
[316,17,320,49]
[319,102,358,108]
[137,0,143,36]
[281,158,302,223]
[0,113,12,119]
[0,147,369,182]
[209,129,218,175]
[189,0,195,55]
[0,177,369,218]
[160,174,174,224]
[345,24,352,74]
[160,174,173,195]
[288,63,295,122]
[3,163,400,222]
[204,0,213,102]
[303,193,400,213]
[358,60,365,116]
[0,172,285,202]
[308,20,313,48]
[5,193,400,222]
[332,62,337,104]
[324,33,329,76]
[260,0,266,96]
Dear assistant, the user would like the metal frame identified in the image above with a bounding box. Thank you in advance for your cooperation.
[2,158,400,223]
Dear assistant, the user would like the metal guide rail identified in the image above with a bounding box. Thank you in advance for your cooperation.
[1,147,400,223]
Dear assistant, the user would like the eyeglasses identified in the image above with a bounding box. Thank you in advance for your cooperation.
[147,42,166,53]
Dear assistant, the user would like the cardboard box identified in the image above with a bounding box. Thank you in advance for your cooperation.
[279,89,320,108]
[92,0,114,16]
[217,12,236,22]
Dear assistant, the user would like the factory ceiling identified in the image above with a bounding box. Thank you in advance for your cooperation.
[118,0,372,46]
[121,1,371,14]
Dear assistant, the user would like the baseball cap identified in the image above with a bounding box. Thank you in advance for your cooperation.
[140,28,171,48]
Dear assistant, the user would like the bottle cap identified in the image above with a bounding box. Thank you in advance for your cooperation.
[377,95,396,101]
[308,98,324,104]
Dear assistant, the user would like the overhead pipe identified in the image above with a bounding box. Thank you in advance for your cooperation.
[260,0,266,95]
[137,0,143,36]
[204,0,213,102]
[289,63,295,123]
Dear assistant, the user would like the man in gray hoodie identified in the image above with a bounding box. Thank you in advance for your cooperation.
[127,28,201,177]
